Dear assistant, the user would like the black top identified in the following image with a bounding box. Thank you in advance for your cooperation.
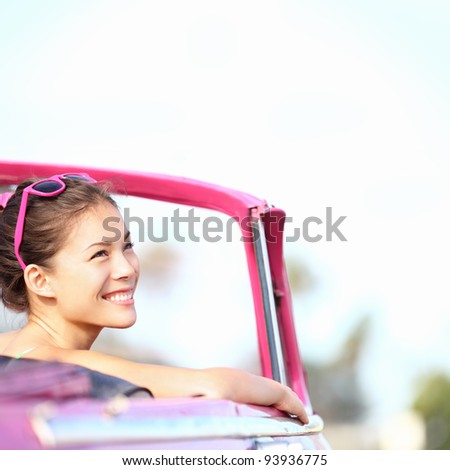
[0,355,153,400]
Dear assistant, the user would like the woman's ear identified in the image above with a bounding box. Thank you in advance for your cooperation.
[23,264,55,299]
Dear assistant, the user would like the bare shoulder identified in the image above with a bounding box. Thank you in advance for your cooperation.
[0,331,19,352]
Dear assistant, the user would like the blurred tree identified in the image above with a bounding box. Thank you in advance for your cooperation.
[285,257,315,294]
[286,256,370,422]
[138,244,181,290]
[305,316,370,422]
[413,373,450,449]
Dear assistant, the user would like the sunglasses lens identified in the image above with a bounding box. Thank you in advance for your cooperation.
[32,181,64,193]
[63,174,93,182]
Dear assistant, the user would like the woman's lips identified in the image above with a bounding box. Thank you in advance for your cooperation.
[103,290,134,304]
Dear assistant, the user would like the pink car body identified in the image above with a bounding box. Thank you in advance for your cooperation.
[0,160,329,450]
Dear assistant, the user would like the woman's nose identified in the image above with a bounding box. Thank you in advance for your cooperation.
[112,253,135,280]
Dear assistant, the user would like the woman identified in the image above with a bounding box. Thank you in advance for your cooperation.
[0,173,308,423]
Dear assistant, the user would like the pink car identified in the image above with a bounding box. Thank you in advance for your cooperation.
[0,160,330,450]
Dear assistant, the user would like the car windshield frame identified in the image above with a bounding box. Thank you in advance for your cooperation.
[0,160,312,413]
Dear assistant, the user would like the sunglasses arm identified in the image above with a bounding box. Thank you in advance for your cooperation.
[14,191,30,270]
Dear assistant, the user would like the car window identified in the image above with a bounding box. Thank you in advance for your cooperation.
[0,189,260,374]
[93,195,261,374]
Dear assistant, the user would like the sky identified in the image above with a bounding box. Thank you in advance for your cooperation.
[1,0,450,439]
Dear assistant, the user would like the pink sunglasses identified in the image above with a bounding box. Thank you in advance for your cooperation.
[8,173,96,270]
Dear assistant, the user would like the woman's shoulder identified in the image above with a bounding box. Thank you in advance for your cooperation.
[0,331,60,360]
[0,330,19,352]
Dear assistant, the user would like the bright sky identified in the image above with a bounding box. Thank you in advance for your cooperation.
[1,0,449,425]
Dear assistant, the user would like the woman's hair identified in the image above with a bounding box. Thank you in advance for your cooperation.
[0,177,118,313]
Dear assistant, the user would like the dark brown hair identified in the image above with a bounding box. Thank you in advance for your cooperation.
[0,177,117,313]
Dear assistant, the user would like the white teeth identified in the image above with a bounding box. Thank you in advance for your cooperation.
[105,292,133,302]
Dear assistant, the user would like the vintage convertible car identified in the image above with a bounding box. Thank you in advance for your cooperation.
[0,160,329,450]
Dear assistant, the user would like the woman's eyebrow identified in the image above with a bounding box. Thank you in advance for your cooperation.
[85,231,131,251]
[84,240,111,251]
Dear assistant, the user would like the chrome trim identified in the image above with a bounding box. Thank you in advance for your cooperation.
[31,407,324,448]
[252,217,287,385]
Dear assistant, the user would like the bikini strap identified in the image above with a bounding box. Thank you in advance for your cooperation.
[15,347,37,360]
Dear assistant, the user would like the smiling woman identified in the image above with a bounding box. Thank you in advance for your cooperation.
[0,171,309,425]
[0,174,139,350]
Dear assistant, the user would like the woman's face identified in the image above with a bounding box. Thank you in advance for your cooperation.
[45,202,140,333]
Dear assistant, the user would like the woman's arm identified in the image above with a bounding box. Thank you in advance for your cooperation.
[49,348,309,424]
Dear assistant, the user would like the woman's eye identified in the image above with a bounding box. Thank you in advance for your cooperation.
[124,241,135,251]
[91,250,108,259]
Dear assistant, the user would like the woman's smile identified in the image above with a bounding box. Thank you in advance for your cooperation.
[102,289,134,305]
